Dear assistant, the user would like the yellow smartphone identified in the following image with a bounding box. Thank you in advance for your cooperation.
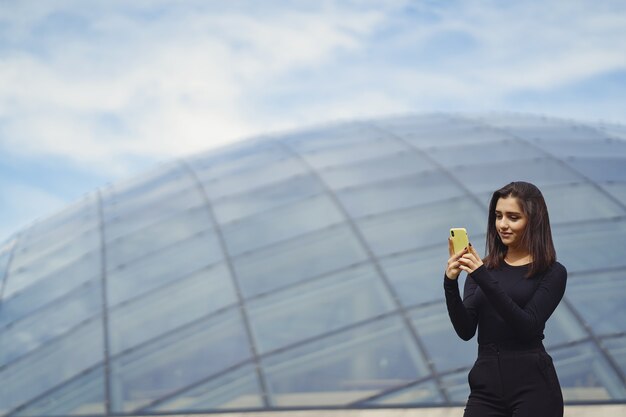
[450,228,469,254]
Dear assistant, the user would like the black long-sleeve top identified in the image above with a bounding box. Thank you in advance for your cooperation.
[444,262,567,346]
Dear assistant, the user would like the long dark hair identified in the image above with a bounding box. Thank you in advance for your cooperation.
[484,181,556,277]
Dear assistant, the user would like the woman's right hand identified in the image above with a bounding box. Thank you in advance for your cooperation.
[446,237,468,280]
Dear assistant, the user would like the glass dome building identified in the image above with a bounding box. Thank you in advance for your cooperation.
[0,113,625,416]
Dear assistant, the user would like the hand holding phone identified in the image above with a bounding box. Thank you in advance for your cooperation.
[446,228,469,280]
[449,228,469,254]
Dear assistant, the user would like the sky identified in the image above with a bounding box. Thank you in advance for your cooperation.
[1,0,626,240]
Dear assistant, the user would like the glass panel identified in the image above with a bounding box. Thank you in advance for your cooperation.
[102,182,199,222]
[100,164,189,209]
[247,263,396,354]
[201,157,308,199]
[596,123,626,141]
[12,221,98,273]
[565,269,626,336]
[535,138,626,158]
[602,182,626,207]
[4,228,99,299]
[377,115,495,147]
[103,186,205,241]
[453,158,582,195]
[107,231,223,306]
[0,318,103,415]
[282,123,382,154]
[148,363,263,411]
[601,336,626,376]
[440,371,470,403]
[543,303,588,348]
[376,113,454,131]
[9,226,99,273]
[222,194,344,257]
[109,308,252,412]
[552,342,626,401]
[106,206,212,270]
[0,251,99,328]
[300,138,408,169]
[405,125,510,148]
[358,197,486,258]
[263,315,430,406]
[0,243,13,285]
[509,124,607,142]
[189,141,286,180]
[18,222,97,258]
[19,194,97,243]
[213,174,325,224]
[13,366,105,416]
[553,219,626,273]
[233,224,369,299]
[425,139,544,167]
[0,281,101,367]
[468,113,560,129]
[319,151,436,190]
[0,262,7,299]
[108,263,237,355]
[568,157,626,182]
[361,379,443,405]
[380,246,452,307]
[542,182,626,224]
[410,304,476,373]
[338,170,463,219]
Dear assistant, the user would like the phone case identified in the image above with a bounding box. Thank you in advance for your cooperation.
[450,228,469,254]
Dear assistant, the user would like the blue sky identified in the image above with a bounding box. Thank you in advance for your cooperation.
[1,0,626,240]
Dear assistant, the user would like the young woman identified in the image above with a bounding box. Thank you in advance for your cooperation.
[444,181,567,417]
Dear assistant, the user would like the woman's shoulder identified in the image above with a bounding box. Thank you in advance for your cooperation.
[541,261,567,281]
[551,261,567,274]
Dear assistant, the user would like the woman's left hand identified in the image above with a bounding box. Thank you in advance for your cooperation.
[458,244,484,274]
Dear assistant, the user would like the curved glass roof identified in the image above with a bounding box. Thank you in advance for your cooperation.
[1,113,625,416]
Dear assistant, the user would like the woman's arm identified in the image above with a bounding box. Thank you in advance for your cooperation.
[444,238,480,340]
[444,274,479,341]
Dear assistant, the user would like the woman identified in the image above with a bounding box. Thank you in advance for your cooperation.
[444,181,567,417]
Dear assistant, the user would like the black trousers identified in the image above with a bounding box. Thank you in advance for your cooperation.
[464,343,563,417]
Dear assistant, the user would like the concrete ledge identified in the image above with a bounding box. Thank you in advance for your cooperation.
[127,404,626,417]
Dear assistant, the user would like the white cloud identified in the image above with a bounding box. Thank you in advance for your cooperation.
[444,2,626,91]
[0,0,625,194]
[0,1,400,177]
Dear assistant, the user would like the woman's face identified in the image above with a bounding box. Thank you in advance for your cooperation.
[495,196,528,250]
